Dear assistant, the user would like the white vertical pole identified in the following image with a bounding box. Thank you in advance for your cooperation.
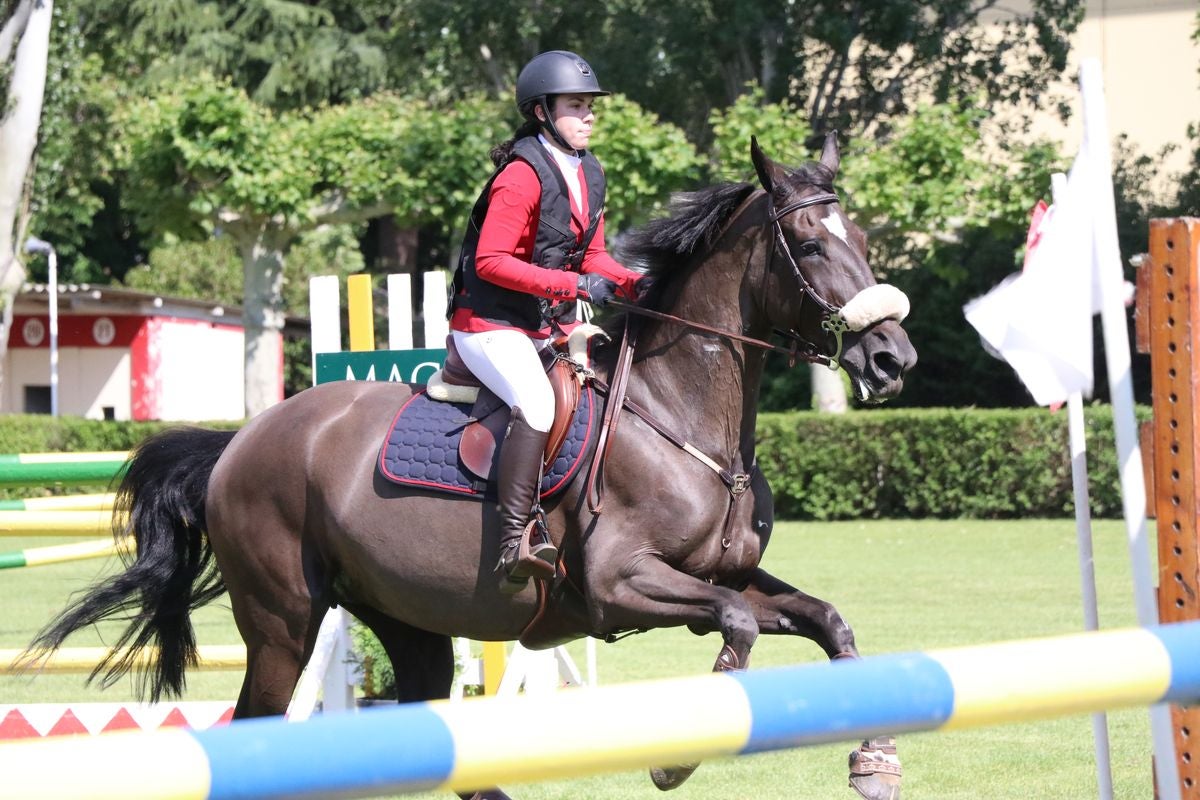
[422,270,449,348]
[48,250,58,417]
[1080,58,1180,800]
[308,275,342,372]
[318,608,356,713]
[1052,170,1113,800]
[303,275,355,719]
[387,274,414,351]
[287,607,351,721]
[1069,394,1115,799]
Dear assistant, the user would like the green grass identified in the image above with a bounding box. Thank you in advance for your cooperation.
[0,520,1161,798]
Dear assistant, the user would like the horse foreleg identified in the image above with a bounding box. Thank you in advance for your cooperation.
[740,568,900,800]
[739,567,858,658]
[587,555,760,792]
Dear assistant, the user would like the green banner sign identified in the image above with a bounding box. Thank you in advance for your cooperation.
[315,348,447,386]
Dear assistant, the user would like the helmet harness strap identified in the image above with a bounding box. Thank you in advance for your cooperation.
[538,96,577,155]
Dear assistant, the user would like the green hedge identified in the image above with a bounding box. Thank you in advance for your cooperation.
[757,405,1146,520]
[0,406,1145,517]
[0,415,241,498]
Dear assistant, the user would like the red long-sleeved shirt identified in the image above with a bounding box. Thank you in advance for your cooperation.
[450,158,641,336]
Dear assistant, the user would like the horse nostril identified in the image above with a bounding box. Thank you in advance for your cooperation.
[872,349,905,382]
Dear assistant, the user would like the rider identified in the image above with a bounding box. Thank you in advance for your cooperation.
[448,50,646,593]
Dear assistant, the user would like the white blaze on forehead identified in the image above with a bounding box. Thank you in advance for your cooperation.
[820,209,850,246]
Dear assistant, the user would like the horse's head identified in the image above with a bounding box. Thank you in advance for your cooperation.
[751,135,916,402]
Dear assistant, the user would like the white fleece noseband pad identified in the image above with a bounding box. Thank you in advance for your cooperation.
[839,284,910,331]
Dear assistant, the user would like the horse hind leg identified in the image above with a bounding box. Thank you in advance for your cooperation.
[234,598,327,719]
[343,604,456,703]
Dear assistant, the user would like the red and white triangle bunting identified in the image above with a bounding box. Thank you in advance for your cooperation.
[0,702,235,739]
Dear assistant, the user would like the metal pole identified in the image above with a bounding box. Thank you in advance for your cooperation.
[48,247,58,417]
[1050,170,1114,800]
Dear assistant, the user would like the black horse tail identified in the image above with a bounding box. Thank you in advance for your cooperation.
[26,427,237,702]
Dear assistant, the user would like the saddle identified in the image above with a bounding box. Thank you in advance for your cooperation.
[426,327,601,480]
[377,327,604,497]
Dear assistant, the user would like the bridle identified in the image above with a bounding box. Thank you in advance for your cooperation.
[610,188,851,370]
[766,190,850,370]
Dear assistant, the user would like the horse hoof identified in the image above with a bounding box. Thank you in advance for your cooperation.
[848,738,902,800]
[649,762,699,791]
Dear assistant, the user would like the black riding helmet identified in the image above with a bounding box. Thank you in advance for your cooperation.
[516,50,608,152]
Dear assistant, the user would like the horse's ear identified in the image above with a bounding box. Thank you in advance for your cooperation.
[750,136,786,194]
[819,131,841,175]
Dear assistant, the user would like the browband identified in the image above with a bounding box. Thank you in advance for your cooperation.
[770,192,840,221]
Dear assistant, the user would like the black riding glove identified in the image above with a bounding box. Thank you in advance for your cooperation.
[576,274,618,307]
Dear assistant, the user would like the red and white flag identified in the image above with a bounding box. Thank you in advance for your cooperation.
[963,146,1109,406]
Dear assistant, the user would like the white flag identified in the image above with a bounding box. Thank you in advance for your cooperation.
[963,143,1108,407]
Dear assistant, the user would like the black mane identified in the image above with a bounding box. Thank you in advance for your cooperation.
[618,182,757,277]
[608,161,835,329]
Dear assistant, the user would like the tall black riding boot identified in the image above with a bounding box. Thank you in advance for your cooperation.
[495,407,557,593]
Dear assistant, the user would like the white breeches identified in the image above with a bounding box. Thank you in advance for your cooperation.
[450,329,555,432]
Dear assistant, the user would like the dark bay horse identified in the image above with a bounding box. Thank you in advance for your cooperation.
[29,136,916,799]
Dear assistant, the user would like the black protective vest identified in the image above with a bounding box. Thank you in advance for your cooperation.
[450,136,606,332]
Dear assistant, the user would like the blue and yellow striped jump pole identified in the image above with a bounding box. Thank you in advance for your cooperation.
[2,621,1199,800]
[0,452,127,487]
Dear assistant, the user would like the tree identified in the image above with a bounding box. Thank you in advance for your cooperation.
[1175,11,1200,216]
[0,0,53,396]
[123,224,367,395]
[374,0,1083,147]
[118,81,414,415]
[69,0,391,110]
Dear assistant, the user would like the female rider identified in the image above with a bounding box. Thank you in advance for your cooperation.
[448,50,646,592]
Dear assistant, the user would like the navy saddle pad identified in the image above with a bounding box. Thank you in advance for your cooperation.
[377,387,595,499]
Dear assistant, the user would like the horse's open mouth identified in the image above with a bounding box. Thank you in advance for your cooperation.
[855,379,888,404]
[851,375,896,405]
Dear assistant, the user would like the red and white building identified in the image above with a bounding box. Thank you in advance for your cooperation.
[2,283,282,421]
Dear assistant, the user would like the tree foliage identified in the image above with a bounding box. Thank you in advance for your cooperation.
[369,0,1083,147]
[590,93,703,231]
[75,0,389,110]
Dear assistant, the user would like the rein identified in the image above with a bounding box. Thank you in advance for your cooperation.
[607,300,832,368]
